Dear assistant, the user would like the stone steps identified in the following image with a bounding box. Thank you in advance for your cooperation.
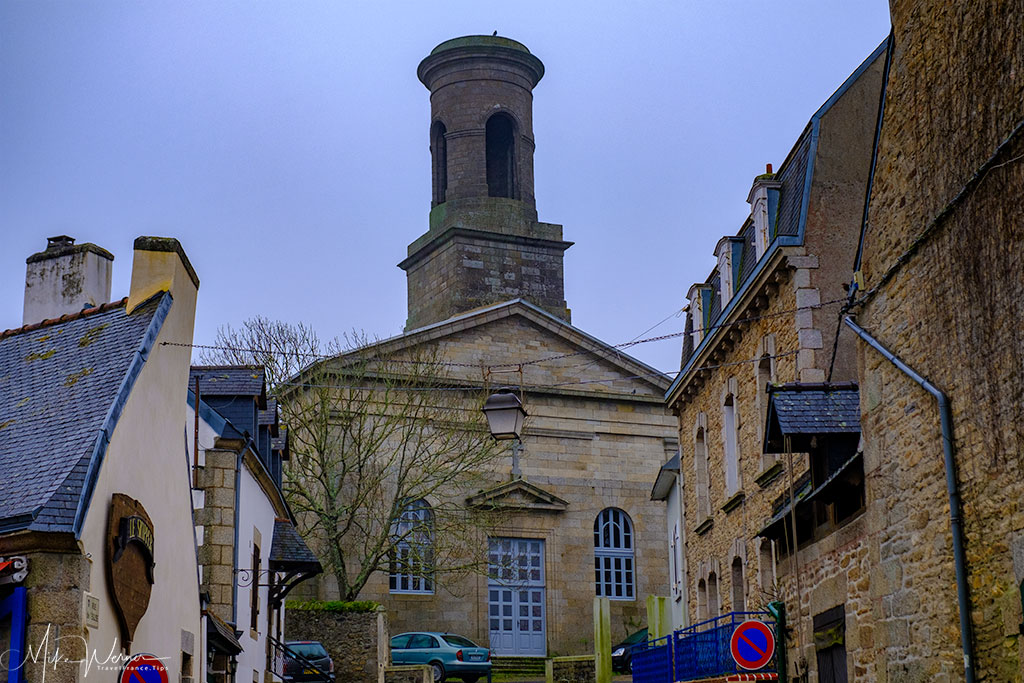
[491,656,547,677]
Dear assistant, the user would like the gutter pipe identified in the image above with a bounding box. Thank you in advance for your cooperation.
[843,316,974,682]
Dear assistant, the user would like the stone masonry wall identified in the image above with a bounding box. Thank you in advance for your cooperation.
[195,447,237,623]
[675,263,805,623]
[286,607,387,683]
[384,665,431,683]
[854,1,1024,680]
[14,550,91,683]
[670,44,883,681]
[548,655,595,683]
[404,228,570,330]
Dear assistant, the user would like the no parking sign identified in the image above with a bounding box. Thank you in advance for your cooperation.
[119,653,168,683]
[730,620,775,671]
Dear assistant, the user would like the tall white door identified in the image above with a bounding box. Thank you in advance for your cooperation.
[487,537,546,656]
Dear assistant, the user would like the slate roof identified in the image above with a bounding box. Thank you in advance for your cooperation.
[764,382,860,454]
[774,128,812,238]
[0,294,169,534]
[269,518,320,569]
[205,612,242,654]
[768,383,860,434]
[681,129,813,368]
[260,401,280,428]
[189,365,266,405]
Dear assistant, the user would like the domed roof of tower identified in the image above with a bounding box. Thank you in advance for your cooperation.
[419,34,545,90]
[429,34,533,56]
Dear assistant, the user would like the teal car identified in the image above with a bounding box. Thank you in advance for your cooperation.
[390,631,491,683]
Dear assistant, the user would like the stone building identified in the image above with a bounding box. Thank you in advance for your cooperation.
[0,236,204,682]
[657,41,886,679]
[840,1,1024,679]
[299,35,677,658]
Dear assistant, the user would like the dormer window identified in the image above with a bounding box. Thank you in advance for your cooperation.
[716,238,734,306]
[715,237,744,309]
[747,166,782,260]
[687,284,708,346]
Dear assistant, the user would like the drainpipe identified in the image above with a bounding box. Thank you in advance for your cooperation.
[767,601,787,683]
[843,316,975,682]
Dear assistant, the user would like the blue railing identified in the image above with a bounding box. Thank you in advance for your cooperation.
[632,634,674,683]
[632,611,777,683]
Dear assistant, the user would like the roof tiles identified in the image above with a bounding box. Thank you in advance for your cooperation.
[0,296,165,532]
[768,383,860,435]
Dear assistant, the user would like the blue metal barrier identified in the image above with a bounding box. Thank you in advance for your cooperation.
[674,611,776,681]
[631,634,674,683]
[631,611,777,683]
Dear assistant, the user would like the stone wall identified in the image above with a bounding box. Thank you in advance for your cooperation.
[286,606,387,683]
[674,261,804,625]
[402,224,571,329]
[546,655,595,683]
[384,665,431,683]
[668,43,884,682]
[852,0,1024,679]
[195,447,238,623]
[5,549,91,683]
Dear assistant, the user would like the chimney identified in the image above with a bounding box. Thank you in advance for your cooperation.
[127,236,200,314]
[23,235,114,325]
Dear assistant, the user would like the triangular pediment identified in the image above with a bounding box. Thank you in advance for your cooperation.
[466,478,568,512]
[325,299,670,398]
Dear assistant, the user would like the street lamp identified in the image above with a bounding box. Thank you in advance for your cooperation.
[483,388,528,479]
[482,388,527,441]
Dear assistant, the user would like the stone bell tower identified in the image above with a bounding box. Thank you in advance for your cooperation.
[399,35,573,330]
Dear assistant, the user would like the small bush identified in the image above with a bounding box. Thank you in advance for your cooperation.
[285,599,380,613]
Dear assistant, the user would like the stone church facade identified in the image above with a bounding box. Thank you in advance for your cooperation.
[308,36,676,657]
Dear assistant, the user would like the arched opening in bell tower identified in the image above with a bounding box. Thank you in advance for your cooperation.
[431,121,448,205]
[486,113,517,199]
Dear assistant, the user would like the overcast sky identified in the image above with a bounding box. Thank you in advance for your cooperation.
[0,1,891,374]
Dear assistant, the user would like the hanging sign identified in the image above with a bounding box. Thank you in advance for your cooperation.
[730,619,776,671]
[107,493,156,645]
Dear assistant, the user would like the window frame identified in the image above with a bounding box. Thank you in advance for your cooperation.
[389,499,435,595]
[593,507,636,601]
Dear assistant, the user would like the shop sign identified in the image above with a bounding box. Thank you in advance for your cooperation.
[107,494,156,645]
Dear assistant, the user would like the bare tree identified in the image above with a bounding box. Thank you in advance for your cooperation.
[201,321,508,600]
[198,316,331,392]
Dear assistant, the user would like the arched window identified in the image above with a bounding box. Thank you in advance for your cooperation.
[723,389,741,495]
[695,423,711,522]
[755,335,776,471]
[697,578,708,621]
[707,572,720,617]
[431,121,448,205]
[731,556,745,612]
[594,508,635,600]
[389,499,434,594]
[486,113,516,198]
[759,538,775,595]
